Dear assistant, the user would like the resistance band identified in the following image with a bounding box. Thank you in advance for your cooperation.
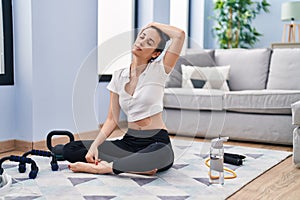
[205,158,237,180]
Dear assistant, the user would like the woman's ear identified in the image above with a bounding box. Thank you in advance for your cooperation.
[152,51,161,60]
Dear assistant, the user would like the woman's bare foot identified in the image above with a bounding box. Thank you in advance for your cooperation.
[129,168,158,176]
[69,161,157,176]
[68,161,113,174]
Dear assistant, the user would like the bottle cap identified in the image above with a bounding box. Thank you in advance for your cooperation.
[211,137,229,149]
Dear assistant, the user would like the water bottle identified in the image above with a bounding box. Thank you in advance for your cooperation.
[209,137,229,185]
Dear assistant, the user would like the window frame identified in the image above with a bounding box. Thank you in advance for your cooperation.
[98,0,137,82]
[0,0,14,85]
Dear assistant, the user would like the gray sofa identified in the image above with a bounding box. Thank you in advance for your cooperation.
[163,48,300,145]
[292,100,300,166]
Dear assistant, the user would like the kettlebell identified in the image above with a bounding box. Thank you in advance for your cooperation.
[47,130,74,161]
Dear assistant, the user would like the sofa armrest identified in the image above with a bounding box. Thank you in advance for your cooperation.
[292,100,300,125]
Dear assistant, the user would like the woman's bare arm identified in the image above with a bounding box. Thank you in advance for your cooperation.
[149,22,185,73]
[86,91,120,164]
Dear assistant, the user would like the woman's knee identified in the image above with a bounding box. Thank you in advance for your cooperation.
[149,142,174,159]
[112,142,174,174]
[144,142,174,168]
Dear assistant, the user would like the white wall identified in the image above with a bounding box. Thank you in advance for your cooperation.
[0,86,15,140]
[13,0,34,141]
[252,0,287,47]
[96,82,109,124]
[30,0,98,141]
[0,0,98,142]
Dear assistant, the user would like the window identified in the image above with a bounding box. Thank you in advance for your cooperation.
[97,0,204,78]
[170,0,189,51]
[170,0,205,49]
[0,0,14,85]
[98,0,135,76]
[137,0,190,51]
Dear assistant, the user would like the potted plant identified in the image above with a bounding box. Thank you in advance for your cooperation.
[212,0,270,49]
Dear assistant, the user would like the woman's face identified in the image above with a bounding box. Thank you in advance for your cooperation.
[132,27,161,61]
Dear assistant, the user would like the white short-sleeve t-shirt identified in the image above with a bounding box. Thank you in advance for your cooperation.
[107,59,170,122]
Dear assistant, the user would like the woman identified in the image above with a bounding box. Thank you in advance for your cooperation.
[63,22,185,175]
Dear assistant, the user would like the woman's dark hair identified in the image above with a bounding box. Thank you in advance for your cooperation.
[147,26,170,53]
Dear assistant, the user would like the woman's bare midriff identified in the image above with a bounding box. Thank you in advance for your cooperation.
[127,112,168,130]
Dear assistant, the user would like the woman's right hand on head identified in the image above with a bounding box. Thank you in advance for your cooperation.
[85,143,100,165]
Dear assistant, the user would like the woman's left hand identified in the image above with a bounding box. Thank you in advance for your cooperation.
[85,142,100,165]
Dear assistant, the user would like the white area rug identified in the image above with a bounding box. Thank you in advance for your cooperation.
[1,139,291,200]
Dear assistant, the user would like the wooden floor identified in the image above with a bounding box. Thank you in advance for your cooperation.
[1,130,300,200]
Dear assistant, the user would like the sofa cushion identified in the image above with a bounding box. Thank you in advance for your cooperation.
[185,49,215,59]
[181,65,230,91]
[164,88,224,111]
[267,49,300,90]
[165,51,216,88]
[215,48,271,91]
[224,90,300,114]
[292,100,300,125]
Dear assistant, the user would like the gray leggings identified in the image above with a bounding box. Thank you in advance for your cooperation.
[63,129,174,174]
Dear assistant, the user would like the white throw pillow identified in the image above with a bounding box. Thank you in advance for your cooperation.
[181,65,230,91]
